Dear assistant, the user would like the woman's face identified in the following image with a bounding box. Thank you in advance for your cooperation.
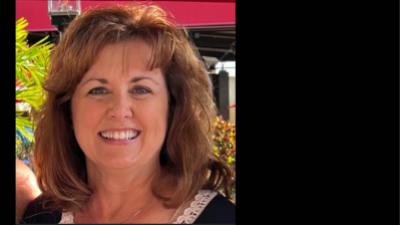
[71,39,169,170]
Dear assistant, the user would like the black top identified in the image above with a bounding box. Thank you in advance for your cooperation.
[21,193,235,224]
[194,193,235,224]
[20,195,62,224]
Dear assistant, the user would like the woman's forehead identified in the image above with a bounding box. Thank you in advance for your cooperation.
[92,40,155,70]
[78,40,165,83]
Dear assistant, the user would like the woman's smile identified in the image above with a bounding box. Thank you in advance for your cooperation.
[98,128,142,145]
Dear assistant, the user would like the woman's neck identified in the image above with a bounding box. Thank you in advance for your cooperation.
[84,159,161,220]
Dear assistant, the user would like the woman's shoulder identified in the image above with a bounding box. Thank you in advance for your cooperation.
[20,194,62,224]
[173,189,235,224]
[194,190,235,224]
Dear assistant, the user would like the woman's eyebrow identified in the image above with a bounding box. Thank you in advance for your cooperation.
[80,76,160,86]
[81,78,108,86]
[130,76,159,85]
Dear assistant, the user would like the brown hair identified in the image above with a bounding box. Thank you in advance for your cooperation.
[33,3,234,211]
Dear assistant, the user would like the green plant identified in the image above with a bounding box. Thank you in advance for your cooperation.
[213,116,236,201]
[16,18,53,159]
[213,116,236,169]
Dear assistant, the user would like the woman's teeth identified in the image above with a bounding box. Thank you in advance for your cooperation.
[99,130,140,140]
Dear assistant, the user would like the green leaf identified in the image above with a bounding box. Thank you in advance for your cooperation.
[15,17,53,156]
[16,116,34,143]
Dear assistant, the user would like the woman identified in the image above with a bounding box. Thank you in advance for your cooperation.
[22,4,235,224]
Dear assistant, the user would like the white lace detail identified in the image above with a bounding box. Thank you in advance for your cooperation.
[58,189,218,224]
[172,189,218,224]
[59,211,74,224]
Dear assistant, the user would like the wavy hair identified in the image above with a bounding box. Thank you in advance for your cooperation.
[33,3,234,211]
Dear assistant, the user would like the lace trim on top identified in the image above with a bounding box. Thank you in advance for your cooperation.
[59,211,73,224]
[172,189,217,224]
[59,189,218,224]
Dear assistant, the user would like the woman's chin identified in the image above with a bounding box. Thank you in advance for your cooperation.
[101,156,140,170]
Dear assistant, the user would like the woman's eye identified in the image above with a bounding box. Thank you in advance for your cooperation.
[88,87,109,95]
[131,87,152,96]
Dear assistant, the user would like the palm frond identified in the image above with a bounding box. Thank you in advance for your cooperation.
[16,117,34,143]
[16,17,53,155]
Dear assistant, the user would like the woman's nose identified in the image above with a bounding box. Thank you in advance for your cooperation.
[107,94,134,119]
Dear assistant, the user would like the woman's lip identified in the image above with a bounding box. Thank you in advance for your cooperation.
[97,132,140,145]
[99,128,140,132]
[98,130,140,139]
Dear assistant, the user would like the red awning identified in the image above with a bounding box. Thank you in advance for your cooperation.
[16,0,235,32]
